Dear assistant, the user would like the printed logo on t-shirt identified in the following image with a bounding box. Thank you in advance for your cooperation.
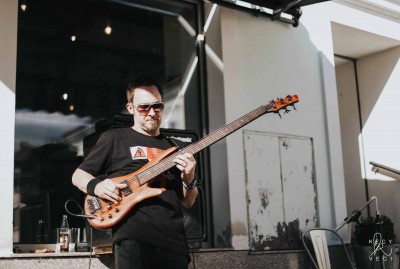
[130,146,164,160]
[130,146,148,160]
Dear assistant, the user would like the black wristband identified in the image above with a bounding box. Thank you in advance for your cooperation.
[86,178,102,196]
[182,177,199,191]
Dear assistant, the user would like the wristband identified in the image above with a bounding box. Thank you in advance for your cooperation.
[182,177,198,191]
[86,178,102,196]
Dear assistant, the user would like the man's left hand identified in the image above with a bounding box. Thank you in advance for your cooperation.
[173,153,196,185]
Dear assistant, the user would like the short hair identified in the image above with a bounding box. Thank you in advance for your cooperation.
[126,76,163,103]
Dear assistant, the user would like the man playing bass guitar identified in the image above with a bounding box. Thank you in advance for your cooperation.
[72,76,198,269]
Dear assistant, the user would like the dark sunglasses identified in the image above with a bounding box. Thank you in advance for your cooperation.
[134,102,164,112]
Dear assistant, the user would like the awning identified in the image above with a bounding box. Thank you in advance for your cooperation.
[209,0,329,26]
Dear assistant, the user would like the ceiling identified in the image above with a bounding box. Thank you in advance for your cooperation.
[332,22,400,65]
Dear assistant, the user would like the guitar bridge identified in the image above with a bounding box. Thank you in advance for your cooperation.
[87,196,102,213]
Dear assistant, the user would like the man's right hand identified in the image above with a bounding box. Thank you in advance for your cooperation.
[94,179,127,203]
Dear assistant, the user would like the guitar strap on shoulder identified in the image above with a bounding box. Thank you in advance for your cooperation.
[164,135,182,149]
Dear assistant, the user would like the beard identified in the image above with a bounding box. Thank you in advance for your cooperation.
[143,121,159,133]
[142,116,161,134]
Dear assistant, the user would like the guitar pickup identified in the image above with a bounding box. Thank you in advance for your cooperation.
[120,180,132,196]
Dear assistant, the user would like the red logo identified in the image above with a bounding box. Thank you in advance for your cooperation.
[134,148,146,158]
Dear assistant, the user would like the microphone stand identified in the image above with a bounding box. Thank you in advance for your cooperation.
[335,196,380,232]
[335,196,386,269]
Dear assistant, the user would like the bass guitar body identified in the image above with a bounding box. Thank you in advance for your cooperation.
[84,146,177,229]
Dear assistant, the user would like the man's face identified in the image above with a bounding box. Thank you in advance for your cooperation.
[126,85,163,136]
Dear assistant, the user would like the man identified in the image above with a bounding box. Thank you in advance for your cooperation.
[72,76,199,269]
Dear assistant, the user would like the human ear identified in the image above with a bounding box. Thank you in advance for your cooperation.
[126,103,134,115]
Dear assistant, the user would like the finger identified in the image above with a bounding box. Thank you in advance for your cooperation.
[180,154,196,167]
[173,158,187,167]
[104,180,118,191]
[117,183,128,189]
[105,191,122,203]
[176,164,185,171]
[183,153,194,160]
[176,154,190,161]
[106,184,118,194]
[104,180,116,190]
[104,194,118,204]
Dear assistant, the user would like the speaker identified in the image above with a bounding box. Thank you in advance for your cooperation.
[161,128,206,242]
[83,115,206,246]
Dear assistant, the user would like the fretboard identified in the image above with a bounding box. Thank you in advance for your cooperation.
[136,104,271,184]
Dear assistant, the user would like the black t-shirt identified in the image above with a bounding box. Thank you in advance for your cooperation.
[79,128,188,256]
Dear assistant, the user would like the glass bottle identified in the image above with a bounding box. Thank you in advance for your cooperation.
[59,215,70,252]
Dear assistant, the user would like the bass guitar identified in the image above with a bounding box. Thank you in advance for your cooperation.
[85,95,299,229]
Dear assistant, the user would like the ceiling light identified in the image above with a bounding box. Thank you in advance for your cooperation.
[69,105,75,111]
[62,93,68,100]
[20,3,27,12]
[104,22,112,35]
[70,35,76,42]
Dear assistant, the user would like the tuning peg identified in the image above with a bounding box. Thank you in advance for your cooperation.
[292,104,297,110]
[275,111,282,118]
[269,100,277,109]
[284,108,290,114]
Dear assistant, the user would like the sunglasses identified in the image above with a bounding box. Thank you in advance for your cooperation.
[134,102,165,112]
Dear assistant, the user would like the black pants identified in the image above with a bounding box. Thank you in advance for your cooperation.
[114,239,189,269]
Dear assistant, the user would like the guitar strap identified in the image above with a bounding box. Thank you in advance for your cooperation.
[163,134,181,149]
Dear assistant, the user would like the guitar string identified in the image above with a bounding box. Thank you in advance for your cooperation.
[112,97,295,188]
[92,98,297,214]
[119,105,270,187]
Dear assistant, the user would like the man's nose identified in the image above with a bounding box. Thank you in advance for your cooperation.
[147,107,157,115]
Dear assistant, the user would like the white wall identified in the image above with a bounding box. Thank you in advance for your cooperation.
[0,0,18,256]
[359,47,400,235]
[307,1,400,241]
[220,7,344,248]
[358,47,400,181]
[218,0,400,249]
[336,61,366,216]
[337,46,400,242]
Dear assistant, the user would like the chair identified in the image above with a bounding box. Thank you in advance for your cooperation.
[302,228,355,269]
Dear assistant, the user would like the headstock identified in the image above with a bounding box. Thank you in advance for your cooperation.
[264,94,299,117]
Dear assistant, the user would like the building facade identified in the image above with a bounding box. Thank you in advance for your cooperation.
[1,0,400,267]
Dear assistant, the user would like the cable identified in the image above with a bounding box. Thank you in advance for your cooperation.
[64,199,96,219]
[64,199,94,269]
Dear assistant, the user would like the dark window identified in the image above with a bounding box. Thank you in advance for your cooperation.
[14,0,203,244]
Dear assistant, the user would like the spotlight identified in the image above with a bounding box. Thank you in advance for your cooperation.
[70,35,76,42]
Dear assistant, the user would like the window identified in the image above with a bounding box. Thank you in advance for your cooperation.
[14,0,204,244]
